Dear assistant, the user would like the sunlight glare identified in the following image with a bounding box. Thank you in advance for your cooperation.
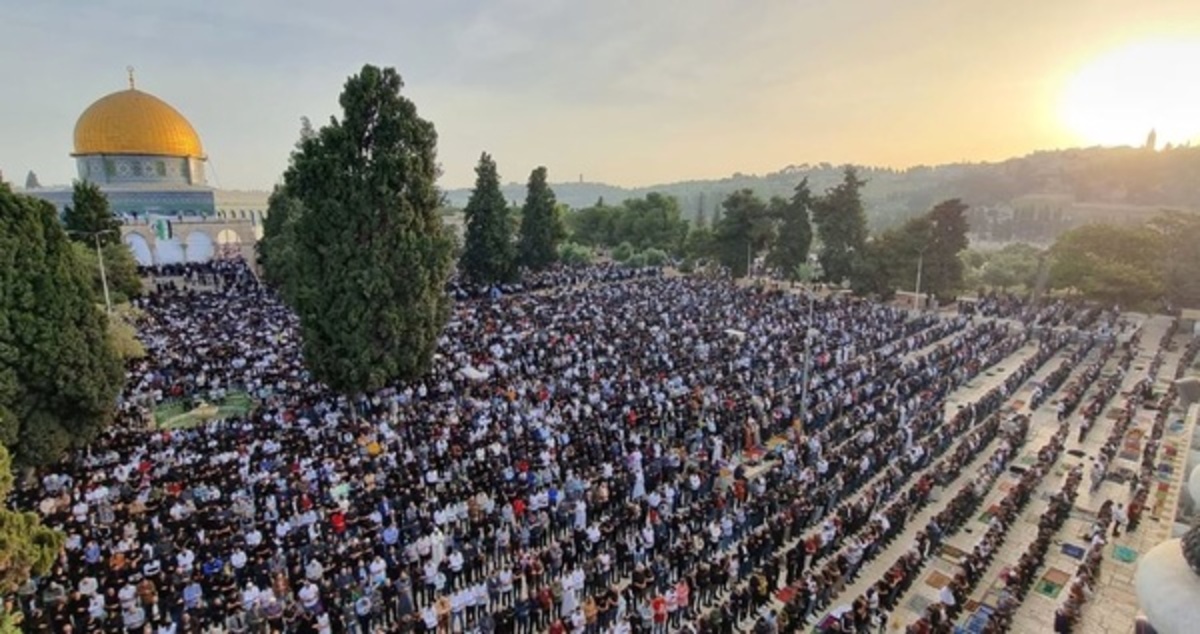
[1059,39,1200,147]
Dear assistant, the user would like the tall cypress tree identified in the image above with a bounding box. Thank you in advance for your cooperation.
[767,178,815,280]
[0,184,124,465]
[518,166,564,271]
[812,166,868,285]
[63,180,122,246]
[279,65,453,400]
[460,152,515,285]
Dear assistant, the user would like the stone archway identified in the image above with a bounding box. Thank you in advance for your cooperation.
[215,229,242,260]
[184,231,215,262]
[123,232,154,266]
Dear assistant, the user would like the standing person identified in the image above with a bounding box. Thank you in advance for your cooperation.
[1112,504,1128,537]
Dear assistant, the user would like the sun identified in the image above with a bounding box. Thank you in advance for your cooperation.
[1059,38,1200,147]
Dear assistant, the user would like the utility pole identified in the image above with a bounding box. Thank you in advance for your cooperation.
[94,232,113,314]
[914,249,925,312]
[69,229,117,314]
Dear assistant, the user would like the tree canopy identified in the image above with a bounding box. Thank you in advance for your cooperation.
[0,442,63,630]
[919,198,970,300]
[258,186,306,293]
[518,167,565,271]
[460,152,516,285]
[961,243,1043,292]
[62,180,122,246]
[1049,223,1164,307]
[269,64,454,398]
[711,189,774,278]
[766,178,815,280]
[72,241,142,304]
[812,167,868,284]
[1148,211,1200,308]
[847,199,971,301]
[0,184,124,465]
[565,193,689,256]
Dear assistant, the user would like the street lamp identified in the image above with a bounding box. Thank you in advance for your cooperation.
[68,228,118,314]
[914,219,938,312]
[914,245,927,313]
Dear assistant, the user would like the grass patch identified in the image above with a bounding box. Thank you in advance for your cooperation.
[154,391,255,429]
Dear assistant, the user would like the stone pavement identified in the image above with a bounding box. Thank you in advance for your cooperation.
[856,314,1191,633]
[812,339,1050,626]
[1010,315,1193,634]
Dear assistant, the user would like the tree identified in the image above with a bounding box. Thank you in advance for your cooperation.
[850,239,897,300]
[518,166,565,271]
[812,167,868,285]
[565,193,689,255]
[460,152,516,285]
[976,243,1042,291]
[920,198,971,300]
[277,64,454,400]
[72,241,142,303]
[1148,211,1200,308]
[1049,224,1164,307]
[565,202,618,247]
[258,186,306,294]
[0,184,124,465]
[0,443,64,626]
[23,171,39,190]
[711,189,773,278]
[557,242,594,267]
[682,225,714,261]
[767,178,815,281]
[62,181,122,246]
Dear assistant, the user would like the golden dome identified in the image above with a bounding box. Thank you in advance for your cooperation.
[73,88,205,158]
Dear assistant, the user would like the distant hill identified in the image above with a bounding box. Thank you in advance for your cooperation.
[443,145,1200,235]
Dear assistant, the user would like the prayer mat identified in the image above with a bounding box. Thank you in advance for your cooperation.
[1067,449,1086,459]
[1018,455,1037,466]
[1061,543,1086,560]
[997,481,1015,493]
[775,586,796,603]
[1008,465,1028,476]
[906,594,933,615]
[978,504,1000,523]
[1010,399,1024,409]
[1114,545,1138,563]
[1106,408,1123,420]
[939,544,969,564]
[924,570,952,590]
[1043,568,1071,586]
[1035,578,1064,599]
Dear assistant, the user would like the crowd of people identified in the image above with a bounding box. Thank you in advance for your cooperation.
[9,259,1141,634]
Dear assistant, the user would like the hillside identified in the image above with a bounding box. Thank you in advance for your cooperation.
[444,145,1200,236]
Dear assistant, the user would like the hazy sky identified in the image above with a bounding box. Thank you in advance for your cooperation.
[2,0,1199,190]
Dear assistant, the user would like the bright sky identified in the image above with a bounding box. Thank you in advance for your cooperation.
[2,0,1199,190]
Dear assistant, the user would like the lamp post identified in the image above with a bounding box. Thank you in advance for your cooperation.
[914,247,926,312]
[914,219,938,312]
[69,229,118,314]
